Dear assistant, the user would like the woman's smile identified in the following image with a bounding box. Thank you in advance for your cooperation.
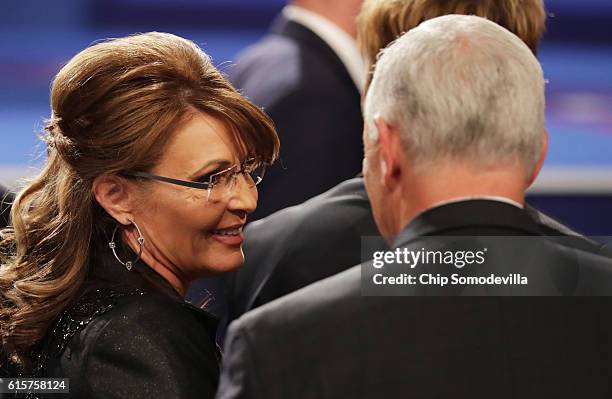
[210,224,245,246]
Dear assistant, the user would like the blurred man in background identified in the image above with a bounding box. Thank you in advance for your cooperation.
[229,0,365,220]
[220,0,607,336]
[216,16,612,399]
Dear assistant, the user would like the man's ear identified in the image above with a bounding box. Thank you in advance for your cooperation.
[93,175,135,225]
[374,116,403,191]
[527,130,548,187]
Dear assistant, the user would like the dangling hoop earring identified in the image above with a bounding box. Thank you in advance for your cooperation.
[109,219,145,271]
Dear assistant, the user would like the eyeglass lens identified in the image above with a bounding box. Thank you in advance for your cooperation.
[206,163,265,202]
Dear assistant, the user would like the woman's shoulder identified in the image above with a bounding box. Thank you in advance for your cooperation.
[61,283,217,332]
[32,284,220,397]
[38,283,220,361]
[30,285,142,372]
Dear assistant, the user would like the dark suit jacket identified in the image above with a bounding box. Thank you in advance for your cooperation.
[220,178,608,336]
[217,200,612,399]
[229,14,364,220]
[16,248,221,398]
[222,178,380,329]
[0,184,13,228]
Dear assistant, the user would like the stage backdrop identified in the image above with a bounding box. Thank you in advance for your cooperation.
[0,0,610,233]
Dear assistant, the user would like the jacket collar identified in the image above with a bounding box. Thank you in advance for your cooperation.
[89,244,219,334]
[280,5,365,91]
[269,13,361,95]
[393,199,543,249]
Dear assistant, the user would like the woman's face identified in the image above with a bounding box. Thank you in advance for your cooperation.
[129,112,257,281]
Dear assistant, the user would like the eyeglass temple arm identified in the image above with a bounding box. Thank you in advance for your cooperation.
[125,171,212,190]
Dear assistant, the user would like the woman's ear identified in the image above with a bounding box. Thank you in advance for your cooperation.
[92,175,135,225]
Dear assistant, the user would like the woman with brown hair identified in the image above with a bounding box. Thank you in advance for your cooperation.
[0,32,279,397]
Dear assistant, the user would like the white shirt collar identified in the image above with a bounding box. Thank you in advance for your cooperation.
[403,196,525,232]
[282,5,366,93]
[431,196,525,210]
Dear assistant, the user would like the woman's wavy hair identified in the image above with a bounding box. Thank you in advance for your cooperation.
[0,32,279,370]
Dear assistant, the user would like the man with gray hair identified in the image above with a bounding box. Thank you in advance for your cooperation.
[362,14,546,238]
[216,15,612,399]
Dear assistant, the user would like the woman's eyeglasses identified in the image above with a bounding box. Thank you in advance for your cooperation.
[124,158,266,202]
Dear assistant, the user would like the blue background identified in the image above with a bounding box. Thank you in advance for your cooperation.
[0,0,611,234]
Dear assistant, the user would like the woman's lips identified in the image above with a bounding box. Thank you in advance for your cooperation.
[211,226,244,246]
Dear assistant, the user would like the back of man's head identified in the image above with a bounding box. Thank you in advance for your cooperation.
[364,14,545,176]
[357,0,545,70]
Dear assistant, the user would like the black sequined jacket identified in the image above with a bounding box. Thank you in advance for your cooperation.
[20,249,221,399]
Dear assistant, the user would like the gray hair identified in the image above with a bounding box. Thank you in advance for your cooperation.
[363,14,545,174]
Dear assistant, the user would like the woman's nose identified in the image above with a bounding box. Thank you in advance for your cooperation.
[226,173,258,214]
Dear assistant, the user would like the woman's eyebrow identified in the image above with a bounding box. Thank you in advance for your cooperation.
[189,159,233,179]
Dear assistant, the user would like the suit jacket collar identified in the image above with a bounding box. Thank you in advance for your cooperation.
[281,5,365,91]
[90,243,219,334]
[269,14,360,95]
[393,199,543,249]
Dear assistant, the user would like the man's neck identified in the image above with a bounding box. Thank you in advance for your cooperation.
[395,166,528,234]
[291,0,358,38]
[284,4,366,90]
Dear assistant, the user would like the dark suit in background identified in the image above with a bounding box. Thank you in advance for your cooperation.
[220,178,608,338]
[229,14,363,220]
[0,184,13,228]
[216,200,612,399]
[220,178,381,338]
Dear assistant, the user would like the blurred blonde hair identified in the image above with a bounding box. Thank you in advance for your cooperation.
[357,0,546,80]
